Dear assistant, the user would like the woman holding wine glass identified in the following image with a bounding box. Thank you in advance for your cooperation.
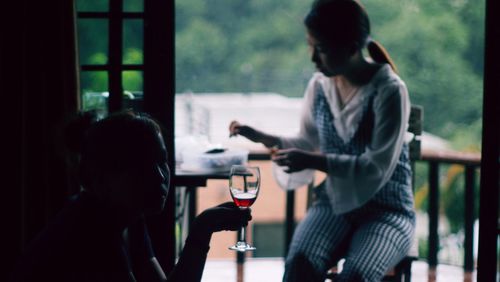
[11,110,252,282]
[229,0,415,281]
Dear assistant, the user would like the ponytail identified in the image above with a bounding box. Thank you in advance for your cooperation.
[367,40,398,74]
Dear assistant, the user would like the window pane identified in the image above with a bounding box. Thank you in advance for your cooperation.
[123,20,143,64]
[77,19,109,65]
[124,0,144,12]
[76,0,109,12]
[80,71,109,114]
[123,71,143,92]
[123,71,143,111]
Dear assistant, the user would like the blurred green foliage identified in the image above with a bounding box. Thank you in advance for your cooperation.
[78,0,485,149]
[174,0,485,148]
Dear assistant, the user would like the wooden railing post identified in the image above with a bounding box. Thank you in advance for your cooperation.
[285,190,295,257]
[463,165,476,281]
[428,161,440,281]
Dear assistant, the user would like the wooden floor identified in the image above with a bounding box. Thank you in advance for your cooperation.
[201,258,477,282]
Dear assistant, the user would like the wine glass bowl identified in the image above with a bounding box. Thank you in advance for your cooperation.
[228,165,260,252]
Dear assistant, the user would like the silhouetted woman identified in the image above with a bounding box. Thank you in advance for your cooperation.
[13,110,251,282]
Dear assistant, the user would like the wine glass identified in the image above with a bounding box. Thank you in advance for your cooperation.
[228,165,260,252]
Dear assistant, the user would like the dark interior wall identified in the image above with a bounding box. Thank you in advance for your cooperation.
[1,0,79,278]
[0,0,176,277]
[1,2,25,275]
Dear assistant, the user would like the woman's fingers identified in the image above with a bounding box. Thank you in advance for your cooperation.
[272,149,306,172]
[215,207,252,231]
[272,149,290,162]
[229,120,243,137]
[272,152,292,170]
[196,203,253,233]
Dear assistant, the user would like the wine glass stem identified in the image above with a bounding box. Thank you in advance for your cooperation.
[243,176,248,193]
[239,226,246,242]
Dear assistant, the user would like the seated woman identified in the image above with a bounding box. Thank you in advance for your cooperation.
[11,110,251,282]
[229,1,415,281]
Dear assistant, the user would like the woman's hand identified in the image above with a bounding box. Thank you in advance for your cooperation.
[229,120,280,148]
[272,148,328,173]
[187,202,252,246]
[229,121,260,141]
[196,202,252,233]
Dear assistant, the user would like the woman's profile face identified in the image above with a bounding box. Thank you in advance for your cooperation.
[134,132,170,215]
[142,133,171,215]
[107,132,170,216]
[307,31,351,77]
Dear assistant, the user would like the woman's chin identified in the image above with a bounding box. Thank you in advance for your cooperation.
[320,70,334,77]
[317,66,334,77]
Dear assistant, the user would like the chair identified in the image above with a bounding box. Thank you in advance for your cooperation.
[314,105,423,282]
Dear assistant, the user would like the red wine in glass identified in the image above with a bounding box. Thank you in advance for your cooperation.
[231,192,257,208]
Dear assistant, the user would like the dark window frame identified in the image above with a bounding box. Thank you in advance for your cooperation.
[76,0,176,272]
[77,1,145,113]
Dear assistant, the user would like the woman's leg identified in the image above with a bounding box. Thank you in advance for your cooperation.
[335,213,415,282]
[283,199,351,282]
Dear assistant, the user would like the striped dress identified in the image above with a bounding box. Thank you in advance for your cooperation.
[283,81,416,282]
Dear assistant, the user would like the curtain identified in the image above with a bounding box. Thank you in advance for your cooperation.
[1,0,79,277]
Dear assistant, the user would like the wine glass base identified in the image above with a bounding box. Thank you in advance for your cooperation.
[228,242,256,252]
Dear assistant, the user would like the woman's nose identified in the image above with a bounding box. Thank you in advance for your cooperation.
[157,165,170,193]
[157,165,170,183]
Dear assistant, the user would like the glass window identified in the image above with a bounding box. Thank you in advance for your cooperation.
[123,71,143,111]
[124,0,144,12]
[77,19,109,65]
[80,71,109,114]
[76,0,109,12]
[123,20,144,64]
[123,71,143,92]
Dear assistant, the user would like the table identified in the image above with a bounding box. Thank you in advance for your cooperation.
[173,154,271,280]
[174,169,229,187]
[172,152,270,228]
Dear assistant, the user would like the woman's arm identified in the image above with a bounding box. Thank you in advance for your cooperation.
[229,74,322,152]
[166,235,210,282]
[272,148,328,173]
[229,121,281,148]
[167,203,251,282]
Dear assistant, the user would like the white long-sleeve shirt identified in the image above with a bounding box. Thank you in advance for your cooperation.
[279,64,411,213]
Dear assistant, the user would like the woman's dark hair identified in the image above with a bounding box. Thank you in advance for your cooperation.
[65,110,165,190]
[305,0,398,73]
[63,110,100,155]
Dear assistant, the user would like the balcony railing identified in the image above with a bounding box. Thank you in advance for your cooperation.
[419,149,481,281]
